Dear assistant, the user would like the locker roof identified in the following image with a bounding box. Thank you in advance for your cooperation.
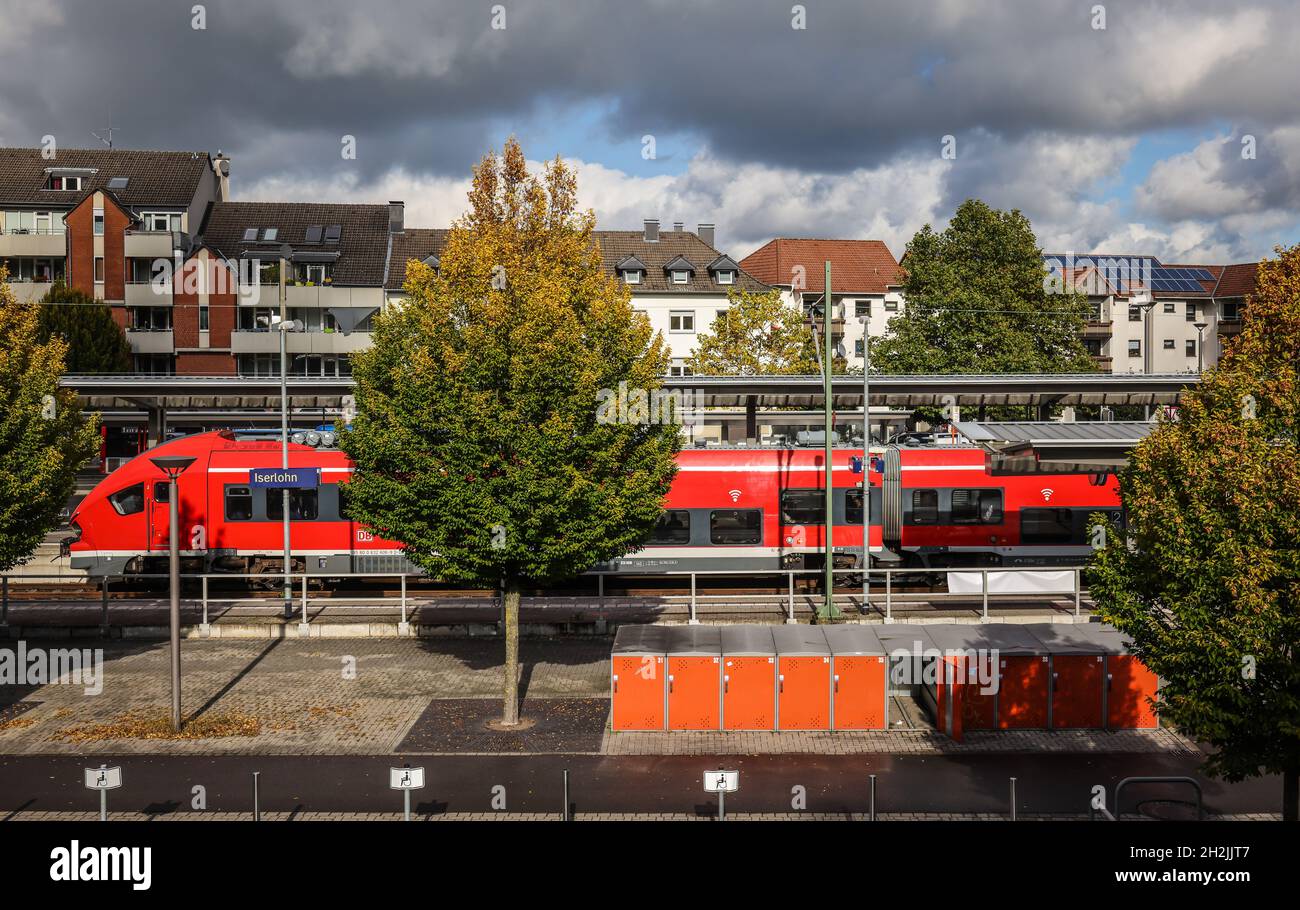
[612,624,673,654]
[927,623,1044,655]
[822,624,886,656]
[666,625,723,655]
[872,624,938,654]
[772,625,831,656]
[1024,623,1113,654]
[1080,624,1137,654]
[720,625,776,655]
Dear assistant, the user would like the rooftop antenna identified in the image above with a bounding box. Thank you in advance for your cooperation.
[91,114,116,149]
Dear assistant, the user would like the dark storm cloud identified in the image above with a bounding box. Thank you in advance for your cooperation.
[2,0,1298,190]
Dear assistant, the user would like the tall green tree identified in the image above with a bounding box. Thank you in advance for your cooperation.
[341,139,681,725]
[1,270,100,571]
[1088,245,1300,820]
[875,199,1095,376]
[688,288,820,375]
[37,282,132,374]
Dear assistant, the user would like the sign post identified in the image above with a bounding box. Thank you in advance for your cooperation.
[84,765,123,821]
[703,769,739,821]
[390,765,425,821]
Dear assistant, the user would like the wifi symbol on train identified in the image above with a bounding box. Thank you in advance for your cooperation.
[1041,488,1054,502]
[728,489,742,502]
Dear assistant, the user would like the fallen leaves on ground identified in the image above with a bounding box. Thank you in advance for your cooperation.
[50,709,263,743]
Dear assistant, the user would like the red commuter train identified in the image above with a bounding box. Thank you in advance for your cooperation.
[66,429,1122,577]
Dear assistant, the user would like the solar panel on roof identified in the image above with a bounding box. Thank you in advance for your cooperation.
[305,225,323,243]
[324,224,341,242]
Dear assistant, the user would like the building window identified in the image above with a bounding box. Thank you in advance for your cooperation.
[131,307,172,331]
[1221,300,1241,320]
[93,209,104,236]
[668,359,693,377]
[622,269,641,284]
[46,175,82,191]
[855,300,870,317]
[1128,306,1141,321]
[1163,339,1175,349]
[669,311,694,332]
[1186,339,1196,356]
[199,304,210,331]
[133,354,174,375]
[141,212,181,232]
[715,270,734,285]
[671,270,690,284]
[1128,339,1141,357]
[1186,303,1197,322]
[884,300,898,311]
[94,257,105,283]
[1163,303,1175,313]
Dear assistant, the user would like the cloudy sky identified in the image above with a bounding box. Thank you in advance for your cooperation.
[2,0,1298,264]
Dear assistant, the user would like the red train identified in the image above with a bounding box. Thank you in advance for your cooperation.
[66,430,1122,577]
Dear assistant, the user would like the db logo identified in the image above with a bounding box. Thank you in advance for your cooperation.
[356,528,376,542]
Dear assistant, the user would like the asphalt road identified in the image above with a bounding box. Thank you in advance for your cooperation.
[0,751,1280,817]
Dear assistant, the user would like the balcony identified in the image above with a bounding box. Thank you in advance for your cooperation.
[230,330,374,356]
[281,284,383,309]
[3,280,53,303]
[125,330,175,354]
[1090,355,1114,372]
[1082,320,1112,338]
[124,281,172,307]
[124,230,186,259]
[0,229,65,257]
[1217,318,1243,334]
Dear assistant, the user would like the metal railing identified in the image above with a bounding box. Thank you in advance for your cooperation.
[2,565,1090,630]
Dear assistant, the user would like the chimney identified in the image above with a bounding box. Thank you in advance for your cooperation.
[697,223,715,248]
[673,221,684,232]
[389,200,404,234]
[212,151,231,201]
[643,219,659,243]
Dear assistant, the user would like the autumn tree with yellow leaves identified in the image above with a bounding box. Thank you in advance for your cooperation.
[341,140,681,725]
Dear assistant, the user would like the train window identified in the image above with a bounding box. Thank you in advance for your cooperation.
[267,489,319,521]
[952,489,1003,524]
[710,509,761,545]
[225,486,253,521]
[845,489,864,524]
[648,510,691,544]
[909,489,938,524]
[153,482,169,503]
[108,483,145,516]
[781,489,824,525]
[1022,507,1074,544]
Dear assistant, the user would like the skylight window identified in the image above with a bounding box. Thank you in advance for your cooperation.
[106,177,129,190]
[324,224,341,242]
[262,227,278,241]
[305,225,323,243]
[242,228,258,241]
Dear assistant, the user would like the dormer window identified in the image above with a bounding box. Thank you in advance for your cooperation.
[622,269,642,285]
[716,270,734,285]
[706,255,739,287]
[664,254,696,286]
[615,254,648,287]
[672,270,689,284]
[46,175,82,191]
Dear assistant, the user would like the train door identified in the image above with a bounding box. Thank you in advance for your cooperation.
[148,480,170,552]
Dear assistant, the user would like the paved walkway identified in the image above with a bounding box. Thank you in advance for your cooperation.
[2,639,1197,757]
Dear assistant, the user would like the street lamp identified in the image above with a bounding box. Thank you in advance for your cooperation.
[150,454,195,732]
[859,314,871,614]
[277,244,297,620]
[1193,321,1208,373]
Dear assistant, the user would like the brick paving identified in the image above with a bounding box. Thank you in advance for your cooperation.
[0,638,609,756]
[2,810,1279,822]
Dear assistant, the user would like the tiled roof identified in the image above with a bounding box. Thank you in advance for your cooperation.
[739,238,904,294]
[1212,262,1258,298]
[385,228,450,289]
[200,201,392,287]
[384,228,768,294]
[0,147,213,207]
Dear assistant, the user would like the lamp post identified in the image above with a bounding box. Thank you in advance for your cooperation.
[278,244,293,618]
[859,314,871,613]
[819,261,838,620]
[1193,321,1208,373]
[150,454,196,732]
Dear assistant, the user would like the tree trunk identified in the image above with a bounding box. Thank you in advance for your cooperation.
[1284,765,1298,822]
[501,578,522,726]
